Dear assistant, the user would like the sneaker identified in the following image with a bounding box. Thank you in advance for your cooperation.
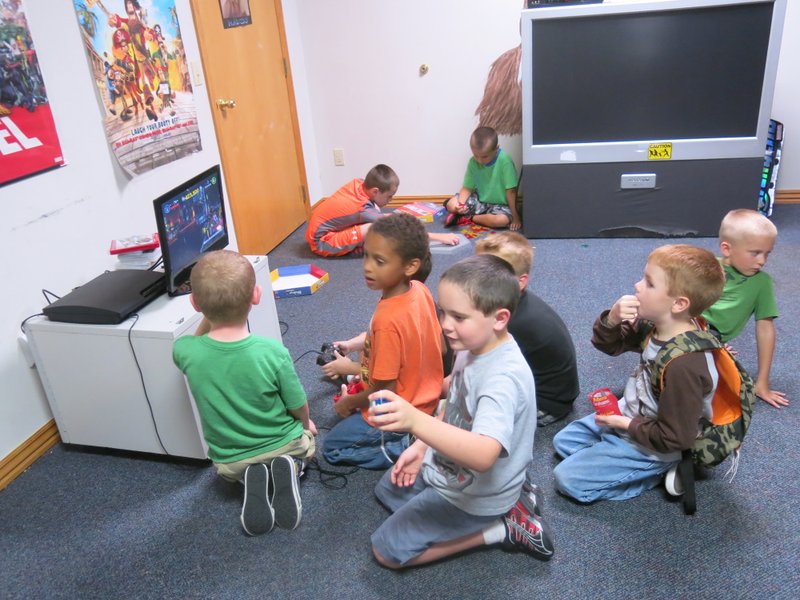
[502,498,554,560]
[521,480,543,518]
[241,464,274,535]
[665,465,684,496]
[537,410,567,428]
[443,211,460,228]
[270,455,302,530]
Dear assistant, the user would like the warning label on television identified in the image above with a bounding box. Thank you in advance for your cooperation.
[648,143,672,160]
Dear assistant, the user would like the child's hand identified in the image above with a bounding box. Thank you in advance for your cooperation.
[334,384,354,418]
[595,413,632,430]
[307,418,318,436]
[391,443,426,487]
[368,390,418,433]
[755,380,789,408]
[608,294,640,326]
[320,351,356,379]
[509,217,522,231]
[434,233,461,246]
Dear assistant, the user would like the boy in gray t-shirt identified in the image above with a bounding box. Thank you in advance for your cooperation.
[368,255,554,569]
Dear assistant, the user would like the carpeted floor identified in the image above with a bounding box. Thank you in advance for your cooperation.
[3,206,799,599]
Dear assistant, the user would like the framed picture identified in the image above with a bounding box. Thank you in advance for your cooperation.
[220,0,252,29]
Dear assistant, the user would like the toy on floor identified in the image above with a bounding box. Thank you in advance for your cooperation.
[459,222,497,240]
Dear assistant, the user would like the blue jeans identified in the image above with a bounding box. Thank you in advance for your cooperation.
[322,412,408,470]
[552,414,677,503]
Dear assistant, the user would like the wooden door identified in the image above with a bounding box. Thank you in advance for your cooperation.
[189,0,309,254]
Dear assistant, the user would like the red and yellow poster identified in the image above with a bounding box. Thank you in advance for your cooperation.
[1,1,65,187]
[73,0,201,177]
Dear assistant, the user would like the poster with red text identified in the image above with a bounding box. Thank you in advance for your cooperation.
[73,0,201,177]
[1,1,65,187]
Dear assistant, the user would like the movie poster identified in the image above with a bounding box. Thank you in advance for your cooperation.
[1,1,65,187]
[73,0,201,177]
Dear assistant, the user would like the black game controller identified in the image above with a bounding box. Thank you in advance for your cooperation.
[316,342,339,366]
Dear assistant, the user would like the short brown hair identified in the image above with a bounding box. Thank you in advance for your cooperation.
[440,254,519,316]
[647,244,724,317]
[363,164,399,193]
[719,208,778,243]
[190,250,255,325]
[470,126,499,153]
[475,231,534,276]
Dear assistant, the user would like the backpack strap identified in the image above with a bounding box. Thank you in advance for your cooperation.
[648,326,756,467]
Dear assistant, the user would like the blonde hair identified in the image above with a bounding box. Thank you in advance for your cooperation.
[475,231,534,276]
[647,244,724,317]
[719,209,778,243]
[190,250,255,325]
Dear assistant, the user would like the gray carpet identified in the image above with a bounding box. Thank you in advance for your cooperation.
[3,206,799,599]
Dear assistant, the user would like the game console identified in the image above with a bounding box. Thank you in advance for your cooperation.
[42,269,166,325]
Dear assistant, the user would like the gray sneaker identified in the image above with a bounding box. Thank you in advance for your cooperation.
[241,464,274,536]
[270,455,302,530]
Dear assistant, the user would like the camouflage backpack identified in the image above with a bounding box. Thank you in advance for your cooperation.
[642,321,756,468]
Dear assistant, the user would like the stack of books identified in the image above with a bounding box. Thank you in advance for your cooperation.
[394,201,446,223]
[110,234,161,270]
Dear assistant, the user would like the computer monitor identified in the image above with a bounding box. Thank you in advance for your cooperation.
[153,165,229,296]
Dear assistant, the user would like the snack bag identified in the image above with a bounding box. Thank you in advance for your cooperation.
[589,388,622,416]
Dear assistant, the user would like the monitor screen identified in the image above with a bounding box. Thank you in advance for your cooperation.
[521,0,786,165]
[153,165,229,295]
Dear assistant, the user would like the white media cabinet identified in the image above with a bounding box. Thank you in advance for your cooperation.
[26,255,281,459]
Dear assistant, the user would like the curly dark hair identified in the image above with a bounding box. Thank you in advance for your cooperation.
[368,212,432,282]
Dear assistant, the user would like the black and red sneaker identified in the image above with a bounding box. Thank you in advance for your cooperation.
[502,495,554,560]
[443,211,460,228]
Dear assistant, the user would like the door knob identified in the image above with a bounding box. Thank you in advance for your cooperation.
[216,98,236,110]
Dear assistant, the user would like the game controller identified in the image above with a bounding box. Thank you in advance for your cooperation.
[316,342,339,366]
[370,397,388,409]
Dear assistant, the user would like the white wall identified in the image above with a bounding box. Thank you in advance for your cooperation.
[0,0,224,459]
[290,0,526,198]
[288,0,800,197]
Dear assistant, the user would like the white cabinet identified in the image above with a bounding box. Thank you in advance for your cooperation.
[26,255,280,459]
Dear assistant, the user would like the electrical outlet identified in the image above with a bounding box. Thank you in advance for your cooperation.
[333,148,345,166]
[190,61,204,87]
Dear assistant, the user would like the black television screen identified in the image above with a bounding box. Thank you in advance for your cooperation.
[530,3,772,145]
[153,165,229,295]
[521,0,786,166]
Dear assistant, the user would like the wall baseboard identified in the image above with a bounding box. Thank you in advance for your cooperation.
[0,420,60,491]
[388,195,450,208]
[777,190,800,204]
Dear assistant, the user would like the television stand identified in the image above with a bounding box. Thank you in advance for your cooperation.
[521,157,763,238]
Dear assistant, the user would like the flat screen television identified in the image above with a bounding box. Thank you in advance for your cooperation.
[153,165,229,296]
[521,0,787,166]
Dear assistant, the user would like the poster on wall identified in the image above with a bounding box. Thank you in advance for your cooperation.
[220,0,251,29]
[1,0,65,187]
[73,0,202,177]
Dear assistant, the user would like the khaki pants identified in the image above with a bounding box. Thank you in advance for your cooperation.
[215,429,316,482]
